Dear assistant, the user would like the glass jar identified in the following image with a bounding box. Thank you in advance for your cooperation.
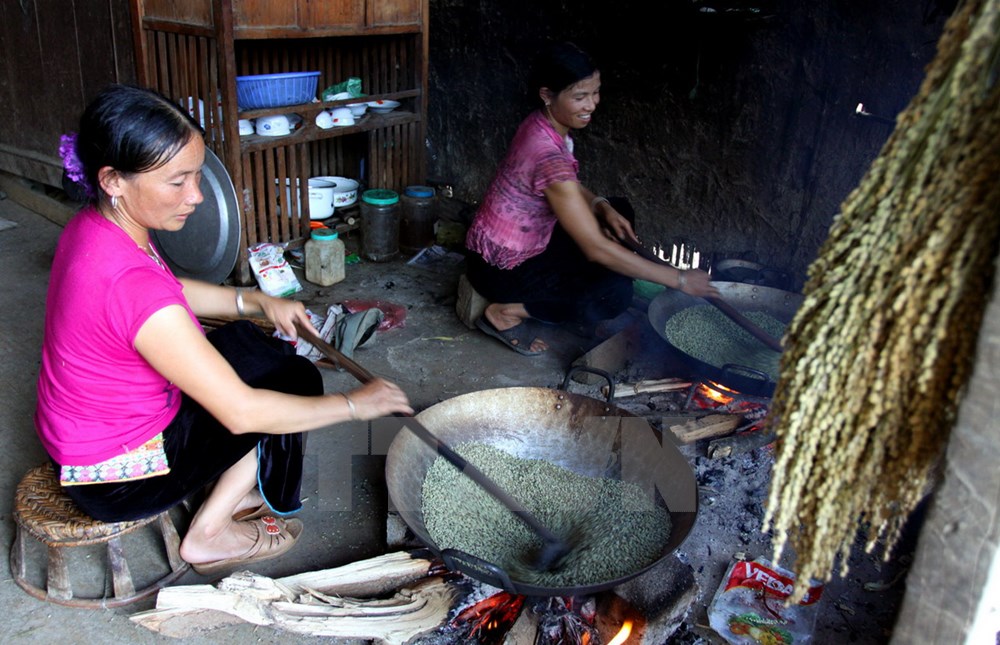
[400,185,436,253]
[304,227,345,286]
[360,188,400,262]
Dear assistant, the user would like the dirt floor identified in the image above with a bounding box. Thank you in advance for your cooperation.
[0,195,917,643]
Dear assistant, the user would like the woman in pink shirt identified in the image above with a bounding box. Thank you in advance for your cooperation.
[466,43,718,355]
[38,85,412,575]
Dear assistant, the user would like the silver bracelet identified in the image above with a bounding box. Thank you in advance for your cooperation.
[235,288,246,317]
[590,195,610,212]
[677,270,687,290]
[341,393,357,420]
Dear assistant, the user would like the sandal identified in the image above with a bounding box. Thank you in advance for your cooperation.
[475,316,544,356]
[191,516,304,576]
[232,502,272,522]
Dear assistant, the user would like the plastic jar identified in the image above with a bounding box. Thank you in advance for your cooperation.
[360,188,400,262]
[400,185,437,253]
[304,227,345,286]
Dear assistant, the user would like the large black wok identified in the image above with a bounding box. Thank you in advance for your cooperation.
[385,376,699,597]
[647,281,803,397]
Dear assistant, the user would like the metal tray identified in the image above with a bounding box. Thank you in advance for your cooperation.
[151,147,240,284]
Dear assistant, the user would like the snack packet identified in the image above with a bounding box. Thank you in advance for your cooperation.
[708,557,824,644]
[248,243,302,297]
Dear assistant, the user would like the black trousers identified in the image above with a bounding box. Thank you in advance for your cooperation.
[61,321,323,522]
[466,197,635,325]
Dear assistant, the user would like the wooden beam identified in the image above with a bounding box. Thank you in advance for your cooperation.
[0,172,76,227]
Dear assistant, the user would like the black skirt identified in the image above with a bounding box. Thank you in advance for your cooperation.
[60,321,322,522]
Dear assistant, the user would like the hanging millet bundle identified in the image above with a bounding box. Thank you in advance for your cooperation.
[763,0,1000,602]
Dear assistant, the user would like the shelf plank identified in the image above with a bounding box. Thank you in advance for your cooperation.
[240,110,419,153]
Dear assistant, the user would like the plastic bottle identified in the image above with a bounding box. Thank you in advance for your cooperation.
[304,227,345,286]
[360,188,400,262]
[400,185,437,253]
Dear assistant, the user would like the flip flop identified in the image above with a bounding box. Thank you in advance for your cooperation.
[475,316,544,356]
[191,516,304,576]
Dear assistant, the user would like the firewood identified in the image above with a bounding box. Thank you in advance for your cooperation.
[668,414,743,443]
[708,428,776,459]
[130,551,452,643]
[602,378,692,399]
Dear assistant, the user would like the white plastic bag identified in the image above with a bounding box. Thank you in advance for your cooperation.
[248,243,302,297]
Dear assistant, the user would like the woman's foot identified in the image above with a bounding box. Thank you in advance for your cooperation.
[480,304,548,354]
[231,489,267,520]
[180,515,302,570]
[188,516,304,576]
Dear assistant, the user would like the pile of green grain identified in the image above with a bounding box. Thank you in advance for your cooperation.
[421,442,672,587]
[664,305,786,380]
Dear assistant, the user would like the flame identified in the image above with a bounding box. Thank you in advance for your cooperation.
[608,620,633,645]
[451,592,525,640]
[698,380,736,405]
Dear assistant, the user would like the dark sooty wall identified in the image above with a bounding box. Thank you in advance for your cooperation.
[425,0,953,289]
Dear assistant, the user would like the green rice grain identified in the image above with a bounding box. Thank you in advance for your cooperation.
[421,442,672,587]
[663,305,787,380]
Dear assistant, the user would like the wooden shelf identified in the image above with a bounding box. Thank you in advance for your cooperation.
[240,110,417,152]
[130,0,429,283]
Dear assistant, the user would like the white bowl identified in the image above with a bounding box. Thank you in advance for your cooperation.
[256,114,291,136]
[367,99,400,114]
[315,111,335,129]
[328,107,355,127]
[312,176,359,208]
[346,102,368,117]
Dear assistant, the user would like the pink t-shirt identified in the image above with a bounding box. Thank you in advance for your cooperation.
[466,110,580,269]
[35,206,200,465]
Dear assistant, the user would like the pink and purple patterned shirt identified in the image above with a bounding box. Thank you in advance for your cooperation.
[466,110,579,269]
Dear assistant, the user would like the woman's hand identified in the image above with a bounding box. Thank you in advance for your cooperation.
[344,378,413,419]
[256,293,316,340]
[599,205,638,243]
[677,269,720,298]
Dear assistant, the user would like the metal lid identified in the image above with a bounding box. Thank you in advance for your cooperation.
[404,185,435,198]
[311,227,338,240]
[362,188,400,206]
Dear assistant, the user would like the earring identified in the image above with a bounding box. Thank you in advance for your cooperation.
[110,195,119,209]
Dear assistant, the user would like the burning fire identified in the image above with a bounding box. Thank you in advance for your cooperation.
[698,380,738,405]
[451,592,525,641]
[607,620,633,645]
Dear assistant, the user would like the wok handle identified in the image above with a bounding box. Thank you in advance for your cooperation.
[441,548,517,592]
[562,365,616,402]
[618,237,784,353]
[295,322,569,551]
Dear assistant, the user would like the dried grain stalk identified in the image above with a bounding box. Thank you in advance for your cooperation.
[763,0,1000,602]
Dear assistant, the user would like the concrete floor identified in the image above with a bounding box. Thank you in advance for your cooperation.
[0,196,909,643]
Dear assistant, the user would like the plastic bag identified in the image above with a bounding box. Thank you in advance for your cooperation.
[342,299,406,330]
[708,557,824,645]
[321,77,364,100]
[248,243,302,297]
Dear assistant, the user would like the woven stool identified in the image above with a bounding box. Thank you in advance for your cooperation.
[9,463,190,608]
